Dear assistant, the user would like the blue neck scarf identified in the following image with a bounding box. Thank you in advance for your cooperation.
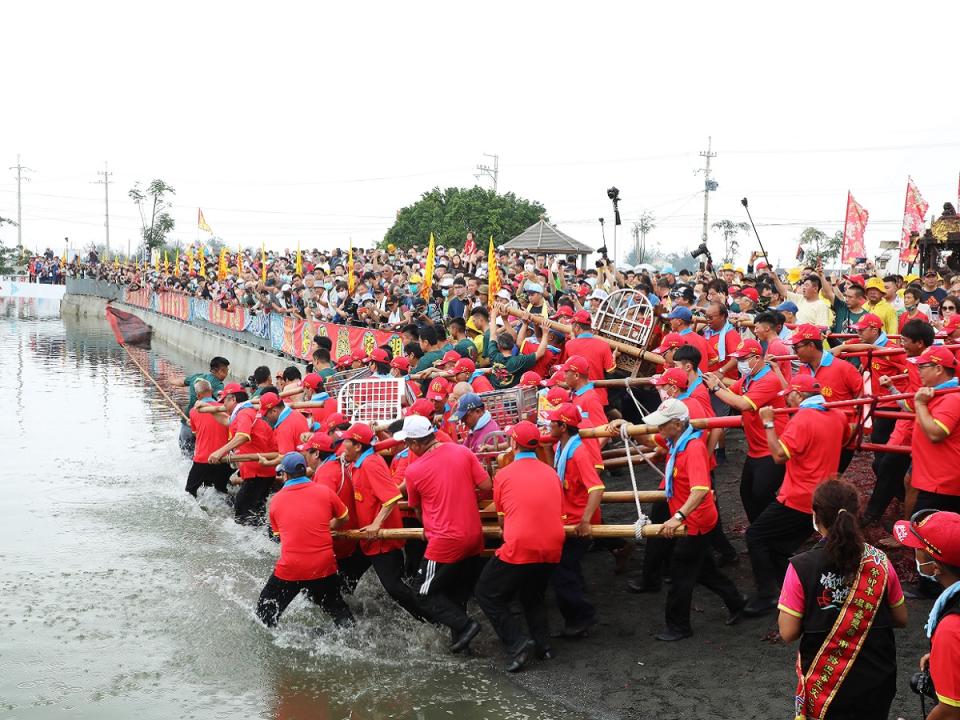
[468,370,485,384]
[574,382,595,397]
[664,425,703,499]
[576,332,594,339]
[353,447,375,469]
[282,475,311,488]
[806,350,834,377]
[927,580,960,638]
[554,434,583,486]
[270,406,293,428]
[704,321,735,361]
[742,364,771,392]
[678,371,703,400]
[933,378,960,391]
[679,327,693,336]
[311,392,330,403]
[798,394,827,411]
[229,400,254,425]
[473,411,493,431]
[515,450,537,460]
[875,332,889,348]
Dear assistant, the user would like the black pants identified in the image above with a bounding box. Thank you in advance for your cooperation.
[708,479,738,560]
[335,548,370,595]
[185,462,233,497]
[914,490,960,514]
[353,549,425,621]
[838,448,855,475]
[255,573,354,627]
[865,452,910,519]
[476,557,555,656]
[822,672,897,720]
[740,455,786,522]
[665,533,743,634]
[551,537,595,627]
[746,501,813,599]
[415,555,484,632]
[868,415,897,476]
[640,501,673,588]
[401,517,427,580]
[234,476,274,525]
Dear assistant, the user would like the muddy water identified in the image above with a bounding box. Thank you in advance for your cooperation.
[0,313,580,720]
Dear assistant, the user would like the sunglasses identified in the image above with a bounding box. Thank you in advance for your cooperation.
[942,305,957,311]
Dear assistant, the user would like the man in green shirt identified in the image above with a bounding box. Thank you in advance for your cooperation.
[177,356,230,454]
[448,317,477,360]
[822,279,867,334]
[413,325,446,373]
[485,305,548,388]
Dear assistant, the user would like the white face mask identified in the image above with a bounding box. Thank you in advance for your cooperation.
[737,360,753,377]
[524,263,535,272]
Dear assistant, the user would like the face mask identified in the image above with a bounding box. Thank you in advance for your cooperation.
[323,283,332,290]
[338,291,347,300]
[737,360,753,377]
[441,289,449,297]
[916,558,938,582]
[904,302,916,312]
[524,263,535,272]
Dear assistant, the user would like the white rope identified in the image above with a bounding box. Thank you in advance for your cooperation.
[625,384,652,417]
[619,423,653,539]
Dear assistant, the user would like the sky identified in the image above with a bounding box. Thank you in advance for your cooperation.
[2,1,959,270]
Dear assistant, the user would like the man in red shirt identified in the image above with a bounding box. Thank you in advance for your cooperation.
[208,383,279,525]
[704,339,788,522]
[476,421,565,672]
[643,399,745,641]
[664,306,712,373]
[702,301,740,382]
[562,310,616,405]
[301,372,337,430]
[547,402,605,637]
[741,376,847,616]
[185,378,232,497]
[394,415,493,653]
[450,357,495,393]
[255,452,353,628]
[259,392,310,455]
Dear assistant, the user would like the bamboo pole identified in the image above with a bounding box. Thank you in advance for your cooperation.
[337,523,685,541]
[121,346,191,422]
[593,377,657,388]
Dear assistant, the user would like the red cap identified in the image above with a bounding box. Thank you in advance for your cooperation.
[909,345,959,370]
[545,386,571,404]
[336,354,354,368]
[337,423,375,445]
[788,324,824,345]
[323,412,349,432]
[545,402,583,427]
[851,313,883,331]
[893,511,960,566]
[510,420,542,449]
[367,347,390,363]
[944,315,960,333]
[302,372,324,391]
[452,357,476,375]
[426,377,450,401]
[729,338,763,359]
[542,370,565,388]
[519,371,542,387]
[435,350,461,366]
[755,260,768,270]
[577,285,590,298]
[571,309,592,325]
[778,374,821,396]
[653,368,689,389]
[552,306,574,320]
[258,391,282,413]
[738,287,760,303]
[405,398,436,417]
[297,431,335,454]
[654,332,685,354]
[218,382,246,400]
[846,274,866,288]
[390,356,411,372]
[560,355,590,375]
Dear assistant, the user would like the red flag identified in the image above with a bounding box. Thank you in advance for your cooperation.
[841,192,868,264]
[105,304,153,347]
[899,177,929,264]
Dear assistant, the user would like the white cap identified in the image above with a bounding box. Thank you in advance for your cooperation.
[496,288,512,300]
[440,276,455,287]
[281,283,292,292]
[393,415,434,441]
[642,398,691,426]
[588,289,609,301]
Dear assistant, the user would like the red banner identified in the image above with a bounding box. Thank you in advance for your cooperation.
[279,317,403,362]
[125,288,151,309]
[207,303,246,331]
[156,292,190,321]
[900,177,928,263]
[841,191,868,264]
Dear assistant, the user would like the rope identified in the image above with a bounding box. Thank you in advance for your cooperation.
[619,424,652,539]
[625,384,652,417]
[122,344,190,422]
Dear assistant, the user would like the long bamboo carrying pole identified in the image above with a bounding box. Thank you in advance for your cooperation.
[337,523,685,541]
[123,348,191,423]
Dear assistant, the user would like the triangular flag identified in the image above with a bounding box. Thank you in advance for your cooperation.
[487,236,500,307]
[198,208,212,233]
[421,233,436,300]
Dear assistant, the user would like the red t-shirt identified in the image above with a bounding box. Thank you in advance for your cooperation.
[190,402,228,463]
[776,407,848,513]
[231,406,278,479]
[705,327,741,378]
[666,435,717,535]
[564,335,615,404]
[765,338,793,381]
[520,338,560,383]
[688,381,713,417]
[268,481,347,581]
[911,392,960,495]
[889,362,922,446]
[307,398,337,429]
[898,309,929,333]
[796,354,863,408]
[865,347,907,407]
[404,442,487,563]
[313,457,357,559]
[469,373,496,394]
[558,440,605,525]
[351,451,405,555]
[731,369,788,458]
[494,456,565,564]
[678,329,714,373]
[272,409,310,454]
[930,614,960,708]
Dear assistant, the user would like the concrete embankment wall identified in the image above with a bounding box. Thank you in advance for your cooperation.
[61,294,305,377]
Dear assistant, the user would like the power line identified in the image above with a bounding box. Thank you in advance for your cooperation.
[8,154,33,248]
[474,153,499,193]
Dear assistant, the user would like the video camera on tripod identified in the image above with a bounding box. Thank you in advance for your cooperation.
[691,242,713,272]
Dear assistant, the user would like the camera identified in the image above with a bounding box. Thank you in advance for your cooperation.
[607,187,620,202]
[910,670,937,701]
[691,242,711,261]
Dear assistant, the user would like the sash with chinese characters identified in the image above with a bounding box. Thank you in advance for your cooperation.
[794,544,888,720]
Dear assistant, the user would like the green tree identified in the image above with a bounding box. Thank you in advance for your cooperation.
[129,179,176,251]
[383,186,547,250]
[0,216,23,275]
[711,219,750,264]
[798,226,843,265]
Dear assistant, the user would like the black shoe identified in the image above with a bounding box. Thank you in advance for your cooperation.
[626,579,661,594]
[450,620,480,653]
[741,596,777,617]
[655,628,693,642]
[716,552,740,568]
[550,617,596,639]
[506,640,535,673]
[725,594,748,626]
[611,543,634,574]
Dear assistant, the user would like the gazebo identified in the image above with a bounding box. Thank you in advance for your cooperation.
[501,217,594,269]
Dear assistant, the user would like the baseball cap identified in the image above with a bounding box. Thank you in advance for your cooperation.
[571,310,592,325]
[405,398,437,417]
[662,266,676,274]
[524,281,544,295]
[654,332,685,354]
[665,306,693,322]
[846,274,866,289]
[297,432,335,454]
[496,288,513,300]
[545,386,571,404]
[560,355,590,375]
[390,356,411,372]
[452,357,476,375]
[393,415,434,441]
[435,350,461,366]
[337,423,375,445]
[510,420,542,449]
[281,283,292,292]
[545,402,583,427]
[552,306,574,320]
[409,274,422,283]
[279,452,308,476]
[729,338,763,359]
[426,377,450,401]
[367,347,390,363]
[218,382,246,400]
[323,412,349,432]
[453,392,484,420]
[944,315,960,333]
[642,398,691,426]
[669,284,694,301]
[778,375,821,397]
[865,277,885,291]
[893,511,960,566]
[721,262,734,270]
[851,313,883,331]
[302,372,324,391]
[258,391,282,413]
[519,370,542,387]
[653,368,689,389]
[542,370,565,388]
[336,354,354,368]
[908,346,959,369]
[775,300,799,314]
[738,287,760,303]
[788,324,824,345]
[588,289,609,301]
[924,269,940,278]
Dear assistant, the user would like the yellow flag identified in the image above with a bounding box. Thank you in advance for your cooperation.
[261,243,267,282]
[487,236,500,307]
[296,241,303,276]
[61,248,67,266]
[174,249,180,277]
[186,248,193,275]
[347,243,355,295]
[218,248,228,280]
[198,208,212,233]
[113,255,119,270]
[154,252,160,273]
[237,244,244,275]
[199,246,206,277]
[163,251,169,275]
[421,233,436,300]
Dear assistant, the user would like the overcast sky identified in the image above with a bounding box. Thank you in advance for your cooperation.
[2,1,959,268]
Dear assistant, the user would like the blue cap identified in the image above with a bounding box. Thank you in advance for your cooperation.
[453,393,485,420]
[775,301,799,314]
[523,281,544,294]
[279,452,308,476]
[665,306,693,322]
[661,266,676,274]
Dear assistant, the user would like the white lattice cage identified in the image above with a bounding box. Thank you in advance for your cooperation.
[325,367,372,398]
[478,386,538,428]
[338,376,405,425]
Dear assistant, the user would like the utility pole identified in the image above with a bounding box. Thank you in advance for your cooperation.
[94,161,112,257]
[698,137,718,244]
[9,154,32,249]
[474,153,499,193]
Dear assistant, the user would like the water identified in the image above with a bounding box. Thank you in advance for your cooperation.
[0,312,578,720]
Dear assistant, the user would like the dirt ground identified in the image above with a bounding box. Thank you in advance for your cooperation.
[503,433,932,720]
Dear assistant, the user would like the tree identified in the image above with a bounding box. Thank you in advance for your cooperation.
[626,211,657,265]
[798,226,843,265]
[129,179,176,251]
[383,186,547,250]
[639,240,698,273]
[0,216,24,275]
[711,219,750,264]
